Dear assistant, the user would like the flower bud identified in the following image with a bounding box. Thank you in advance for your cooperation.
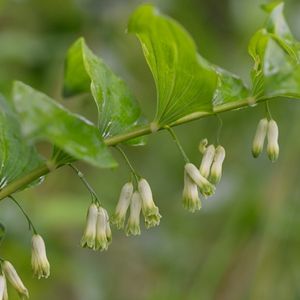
[104,209,112,245]
[111,182,133,229]
[199,144,215,178]
[198,138,208,154]
[31,234,50,279]
[138,179,161,228]
[182,171,201,212]
[125,192,142,236]
[95,207,108,251]
[2,261,29,299]
[210,145,226,184]
[267,119,279,162]
[185,163,215,197]
[252,118,268,158]
[81,203,98,249]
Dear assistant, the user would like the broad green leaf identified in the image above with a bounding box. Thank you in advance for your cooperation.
[64,38,146,145]
[249,2,300,100]
[128,4,218,126]
[12,81,117,169]
[0,95,43,189]
[212,66,250,107]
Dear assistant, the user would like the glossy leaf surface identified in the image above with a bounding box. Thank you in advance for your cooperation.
[13,81,117,168]
[128,4,218,125]
[64,38,145,145]
[0,95,43,189]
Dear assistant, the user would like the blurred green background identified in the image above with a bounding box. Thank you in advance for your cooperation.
[1,0,300,299]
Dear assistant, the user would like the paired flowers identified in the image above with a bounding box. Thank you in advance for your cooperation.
[0,234,50,299]
[81,203,112,251]
[252,118,279,162]
[182,141,226,212]
[80,177,161,250]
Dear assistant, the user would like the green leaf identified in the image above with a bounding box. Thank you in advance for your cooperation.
[212,66,250,107]
[12,81,117,169]
[128,4,218,126]
[0,95,43,189]
[64,38,146,145]
[249,2,300,100]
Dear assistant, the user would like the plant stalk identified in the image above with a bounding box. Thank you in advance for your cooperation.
[0,96,264,201]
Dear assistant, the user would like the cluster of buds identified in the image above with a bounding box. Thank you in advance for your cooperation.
[111,178,161,236]
[252,118,279,162]
[0,234,50,299]
[183,140,226,212]
[81,203,112,251]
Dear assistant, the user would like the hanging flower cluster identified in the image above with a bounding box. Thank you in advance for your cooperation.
[81,204,112,251]
[0,234,50,299]
[80,171,161,252]
[112,178,161,237]
[252,118,279,162]
[183,141,226,212]
[0,195,51,299]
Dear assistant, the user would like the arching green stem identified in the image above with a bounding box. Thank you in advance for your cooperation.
[9,196,37,234]
[0,95,272,201]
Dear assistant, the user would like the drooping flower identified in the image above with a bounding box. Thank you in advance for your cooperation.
[95,207,109,251]
[252,118,268,158]
[81,203,98,249]
[199,144,215,178]
[3,275,7,300]
[185,163,215,197]
[210,145,226,184]
[2,260,29,299]
[0,275,5,300]
[111,182,133,229]
[31,234,50,279]
[182,171,201,212]
[138,179,161,228]
[267,119,279,162]
[125,191,142,236]
[103,209,112,245]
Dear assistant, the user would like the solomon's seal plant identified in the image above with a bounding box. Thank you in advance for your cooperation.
[0,1,299,296]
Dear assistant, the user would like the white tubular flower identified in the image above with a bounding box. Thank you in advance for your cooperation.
[31,234,50,279]
[210,145,226,184]
[125,192,142,236]
[0,275,5,300]
[95,207,108,251]
[267,119,279,162]
[138,179,161,228]
[2,261,29,299]
[182,171,201,212]
[198,138,208,154]
[103,209,112,245]
[185,163,215,197]
[111,182,133,229]
[199,144,215,178]
[81,203,98,249]
[3,276,7,300]
[252,118,268,158]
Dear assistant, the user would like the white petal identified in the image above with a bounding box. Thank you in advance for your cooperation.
[252,118,268,158]
[2,261,29,298]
